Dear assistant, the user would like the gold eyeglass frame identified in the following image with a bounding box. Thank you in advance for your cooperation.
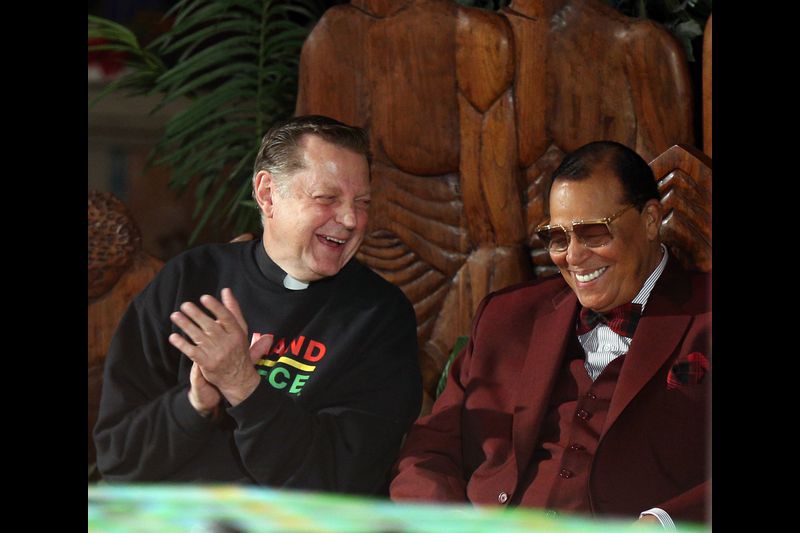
[535,204,636,252]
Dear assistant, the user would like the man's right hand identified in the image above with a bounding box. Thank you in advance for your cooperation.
[188,361,221,417]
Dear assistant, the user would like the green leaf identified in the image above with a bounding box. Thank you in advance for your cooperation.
[163,79,256,133]
[154,36,258,90]
[88,15,141,47]
[436,336,470,398]
[160,18,262,55]
[160,63,260,105]
[170,1,230,33]
[88,43,137,54]
[160,119,255,165]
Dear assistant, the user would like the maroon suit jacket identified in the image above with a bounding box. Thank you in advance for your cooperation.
[390,259,711,523]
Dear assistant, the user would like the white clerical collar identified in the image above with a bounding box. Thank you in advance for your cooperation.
[255,241,311,291]
[283,274,309,291]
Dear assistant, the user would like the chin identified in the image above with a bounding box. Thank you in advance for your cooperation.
[576,293,606,311]
[311,262,345,279]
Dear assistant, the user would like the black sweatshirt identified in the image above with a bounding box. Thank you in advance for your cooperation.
[94,240,421,495]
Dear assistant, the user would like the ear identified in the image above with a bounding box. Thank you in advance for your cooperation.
[253,171,276,218]
[641,199,663,241]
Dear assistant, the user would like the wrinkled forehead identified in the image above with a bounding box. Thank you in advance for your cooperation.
[548,171,626,223]
[291,138,371,195]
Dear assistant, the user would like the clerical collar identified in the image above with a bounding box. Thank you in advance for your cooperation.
[254,242,310,291]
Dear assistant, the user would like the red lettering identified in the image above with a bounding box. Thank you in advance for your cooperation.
[290,336,306,356]
[270,338,288,356]
[303,340,327,362]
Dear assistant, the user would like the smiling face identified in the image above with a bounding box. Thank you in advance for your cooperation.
[255,134,371,282]
[548,168,663,312]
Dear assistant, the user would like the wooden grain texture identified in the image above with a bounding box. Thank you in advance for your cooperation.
[503,4,549,167]
[622,19,694,159]
[649,144,712,273]
[456,8,515,113]
[371,165,469,271]
[88,253,164,367]
[478,92,526,245]
[367,0,460,175]
[524,144,565,278]
[295,5,370,129]
[703,14,712,157]
[351,0,412,17]
[545,0,693,159]
[457,94,494,245]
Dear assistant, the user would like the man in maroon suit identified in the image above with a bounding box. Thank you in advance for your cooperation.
[390,141,710,528]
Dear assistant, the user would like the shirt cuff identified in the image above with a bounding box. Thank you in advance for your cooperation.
[640,508,676,531]
[170,386,216,436]
[227,377,291,426]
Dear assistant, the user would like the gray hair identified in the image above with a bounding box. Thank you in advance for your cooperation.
[252,115,370,204]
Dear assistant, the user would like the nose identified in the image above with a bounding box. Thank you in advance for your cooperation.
[564,232,591,265]
[336,202,357,229]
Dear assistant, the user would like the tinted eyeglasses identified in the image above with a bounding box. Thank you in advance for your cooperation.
[535,205,635,253]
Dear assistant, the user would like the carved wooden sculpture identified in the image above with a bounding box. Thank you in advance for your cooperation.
[88,190,163,465]
[296,0,694,412]
[649,144,712,273]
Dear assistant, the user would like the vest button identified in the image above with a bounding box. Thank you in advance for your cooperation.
[568,443,585,451]
[577,409,592,420]
[586,392,597,400]
[559,468,574,479]
[498,491,508,504]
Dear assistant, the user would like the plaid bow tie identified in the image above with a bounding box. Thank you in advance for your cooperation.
[576,302,642,338]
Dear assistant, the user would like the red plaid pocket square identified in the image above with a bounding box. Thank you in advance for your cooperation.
[667,352,710,390]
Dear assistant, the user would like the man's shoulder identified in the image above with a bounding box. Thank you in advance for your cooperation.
[140,241,254,299]
[166,241,251,268]
[344,259,409,294]
[686,269,711,313]
[654,262,711,315]
[484,273,569,307]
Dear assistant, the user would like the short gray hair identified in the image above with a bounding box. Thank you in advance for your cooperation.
[252,115,370,200]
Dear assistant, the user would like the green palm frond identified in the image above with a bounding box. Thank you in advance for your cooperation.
[88,0,327,242]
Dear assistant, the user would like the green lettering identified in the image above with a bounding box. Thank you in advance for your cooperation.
[289,374,310,394]
[268,367,290,389]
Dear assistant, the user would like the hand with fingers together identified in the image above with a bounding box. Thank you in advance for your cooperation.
[187,361,221,418]
[169,288,262,409]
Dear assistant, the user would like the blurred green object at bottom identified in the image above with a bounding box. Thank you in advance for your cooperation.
[87,484,708,532]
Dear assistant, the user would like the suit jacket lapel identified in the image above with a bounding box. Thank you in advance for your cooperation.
[603,260,692,435]
[512,284,578,474]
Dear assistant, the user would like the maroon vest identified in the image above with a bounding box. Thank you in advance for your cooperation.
[516,334,626,517]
